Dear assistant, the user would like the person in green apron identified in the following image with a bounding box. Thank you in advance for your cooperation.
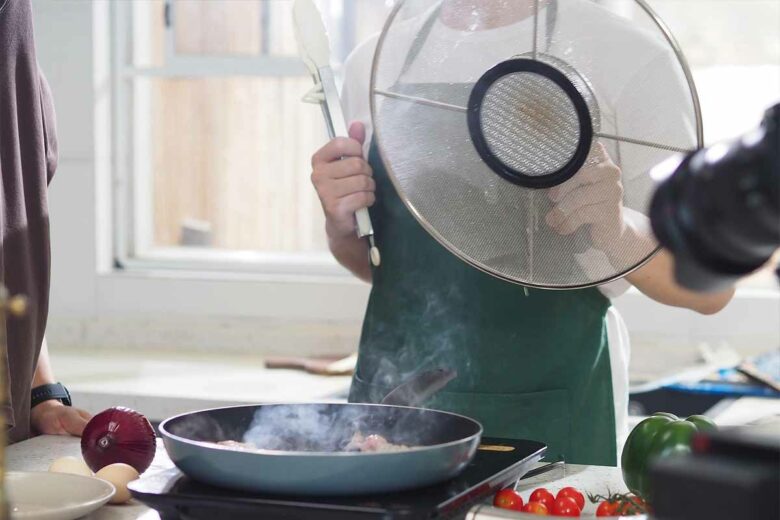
[309,1,733,466]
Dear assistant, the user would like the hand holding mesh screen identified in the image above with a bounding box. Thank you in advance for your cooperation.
[546,143,626,257]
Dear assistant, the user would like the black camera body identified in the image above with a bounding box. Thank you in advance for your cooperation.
[650,429,780,520]
[650,103,780,292]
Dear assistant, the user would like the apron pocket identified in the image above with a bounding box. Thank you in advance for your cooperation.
[427,389,571,462]
[349,374,571,461]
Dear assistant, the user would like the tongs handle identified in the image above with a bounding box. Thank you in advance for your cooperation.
[293,0,381,267]
[316,67,379,266]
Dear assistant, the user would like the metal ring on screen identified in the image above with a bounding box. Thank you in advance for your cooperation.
[467,58,594,189]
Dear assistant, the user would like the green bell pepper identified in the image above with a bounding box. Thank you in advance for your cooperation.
[621,412,716,499]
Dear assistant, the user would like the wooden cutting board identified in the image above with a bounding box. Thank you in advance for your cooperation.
[264,353,357,376]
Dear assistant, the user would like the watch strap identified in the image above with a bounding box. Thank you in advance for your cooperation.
[31,383,72,408]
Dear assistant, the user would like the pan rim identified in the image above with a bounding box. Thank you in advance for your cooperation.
[159,402,484,458]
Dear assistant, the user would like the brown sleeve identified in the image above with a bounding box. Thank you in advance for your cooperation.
[1,0,53,443]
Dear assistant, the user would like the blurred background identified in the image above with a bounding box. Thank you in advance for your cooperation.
[31,0,779,423]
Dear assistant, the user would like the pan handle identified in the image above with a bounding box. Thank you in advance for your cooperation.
[380,368,457,407]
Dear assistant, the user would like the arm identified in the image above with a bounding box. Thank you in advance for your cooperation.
[311,122,375,283]
[627,250,734,315]
[602,48,735,311]
[628,245,780,314]
[30,338,91,436]
[31,338,56,388]
[547,144,734,315]
[328,232,373,283]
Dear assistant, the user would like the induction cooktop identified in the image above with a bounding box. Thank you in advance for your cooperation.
[129,437,546,520]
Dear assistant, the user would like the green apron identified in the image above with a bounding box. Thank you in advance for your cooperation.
[348,3,617,466]
[349,139,617,466]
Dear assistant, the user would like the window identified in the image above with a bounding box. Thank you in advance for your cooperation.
[113,0,779,286]
[113,0,393,275]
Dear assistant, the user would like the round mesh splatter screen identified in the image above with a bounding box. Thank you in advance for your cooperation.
[371,0,701,288]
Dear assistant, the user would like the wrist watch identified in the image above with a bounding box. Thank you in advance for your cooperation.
[31,383,72,408]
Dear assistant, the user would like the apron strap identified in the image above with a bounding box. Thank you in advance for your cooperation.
[399,3,442,78]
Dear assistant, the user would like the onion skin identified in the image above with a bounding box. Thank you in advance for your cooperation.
[81,407,157,474]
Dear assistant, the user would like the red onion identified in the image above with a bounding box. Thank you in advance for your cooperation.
[81,407,156,474]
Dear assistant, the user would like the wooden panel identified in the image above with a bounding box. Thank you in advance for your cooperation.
[151,76,329,252]
[174,0,261,55]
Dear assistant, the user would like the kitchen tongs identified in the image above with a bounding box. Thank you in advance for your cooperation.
[293,0,380,266]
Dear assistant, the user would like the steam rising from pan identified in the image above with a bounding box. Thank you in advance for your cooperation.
[241,404,453,452]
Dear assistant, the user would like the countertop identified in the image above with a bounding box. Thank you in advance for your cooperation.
[6,435,171,520]
[6,435,633,519]
[50,350,353,422]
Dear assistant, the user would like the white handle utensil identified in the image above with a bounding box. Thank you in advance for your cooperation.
[293,0,380,267]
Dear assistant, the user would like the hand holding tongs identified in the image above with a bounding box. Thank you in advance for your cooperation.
[293,0,381,267]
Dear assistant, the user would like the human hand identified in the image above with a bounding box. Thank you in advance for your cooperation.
[310,122,376,240]
[545,143,626,255]
[31,400,91,436]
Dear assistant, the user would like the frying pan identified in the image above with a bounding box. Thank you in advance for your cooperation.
[159,370,484,496]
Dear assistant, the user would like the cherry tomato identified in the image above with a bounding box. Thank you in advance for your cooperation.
[493,489,524,511]
[529,488,556,512]
[552,496,581,517]
[522,501,550,515]
[596,501,619,517]
[556,487,585,511]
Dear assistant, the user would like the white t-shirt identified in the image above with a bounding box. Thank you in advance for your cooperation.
[341,0,697,457]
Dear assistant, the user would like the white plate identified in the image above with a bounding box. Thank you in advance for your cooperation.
[6,471,115,520]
